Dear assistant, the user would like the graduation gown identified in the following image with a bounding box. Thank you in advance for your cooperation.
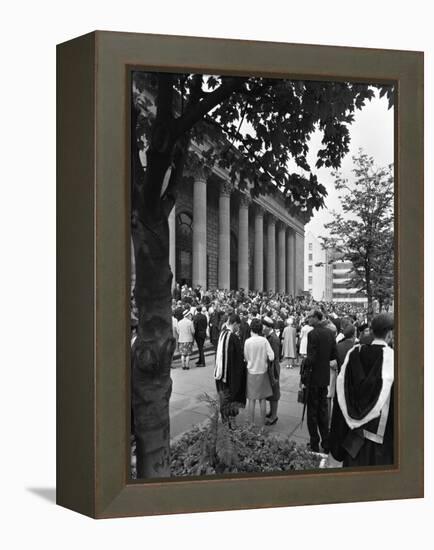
[214,328,247,408]
[329,342,394,467]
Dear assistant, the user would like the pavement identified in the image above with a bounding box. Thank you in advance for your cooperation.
[169,346,310,445]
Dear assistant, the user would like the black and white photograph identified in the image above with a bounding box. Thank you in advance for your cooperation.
[130,71,395,480]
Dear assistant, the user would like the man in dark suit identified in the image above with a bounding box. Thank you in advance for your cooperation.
[209,303,223,350]
[336,324,356,370]
[193,306,208,367]
[305,309,338,453]
[238,309,251,350]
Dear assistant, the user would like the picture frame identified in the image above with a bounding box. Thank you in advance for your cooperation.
[57,30,423,519]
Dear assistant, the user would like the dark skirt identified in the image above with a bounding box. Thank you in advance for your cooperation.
[247,372,273,400]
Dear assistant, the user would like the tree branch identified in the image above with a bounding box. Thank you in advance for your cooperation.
[174,77,246,138]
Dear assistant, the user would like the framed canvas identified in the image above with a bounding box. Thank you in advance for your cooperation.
[57,31,423,518]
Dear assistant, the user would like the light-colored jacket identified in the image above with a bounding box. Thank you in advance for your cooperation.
[178,317,195,343]
[244,334,274,374]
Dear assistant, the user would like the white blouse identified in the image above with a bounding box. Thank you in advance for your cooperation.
[244,334,274,374]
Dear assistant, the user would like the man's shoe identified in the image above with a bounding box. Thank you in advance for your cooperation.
[265,412,272,419]
[265,417,278,426]
[196,363,205,367]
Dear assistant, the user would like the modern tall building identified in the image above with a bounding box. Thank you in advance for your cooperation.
[304,231,327,300]
[304,231,334,301]
[331,260,367,303]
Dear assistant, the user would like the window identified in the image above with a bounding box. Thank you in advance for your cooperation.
[308,265,312,273]
[308,243,312,251]
[308,276,313,285]
[308,253,313,261]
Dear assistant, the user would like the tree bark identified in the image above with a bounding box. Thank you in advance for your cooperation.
[365,262,374,322]
[130,75,241,477]
[131,84,176,477]
[131,202,175,478]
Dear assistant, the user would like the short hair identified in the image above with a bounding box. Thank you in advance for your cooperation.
[250,318,263,334]
[343,324,355,338]
[228,313,241,325]
[371,313,394,339]
[311,309,323,321]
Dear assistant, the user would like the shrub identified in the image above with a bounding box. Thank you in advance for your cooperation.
[170,394,322,476]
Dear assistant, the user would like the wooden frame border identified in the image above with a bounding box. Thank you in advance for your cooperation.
[57,31,424,518]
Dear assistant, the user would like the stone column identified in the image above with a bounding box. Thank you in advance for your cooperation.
[238,194,250,291]
[286,229,296,297]
[218,181,232,290]
[277,222,286,293]
[266,215,276,292]
[254,205,264,291]
[168,205,176,289]
[192,171,207,288]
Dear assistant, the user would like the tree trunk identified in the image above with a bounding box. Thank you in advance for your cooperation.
[365,261,374,322]
[131,201,175,478]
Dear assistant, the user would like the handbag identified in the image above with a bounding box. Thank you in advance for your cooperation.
[299,357,312,386]
[297,387,307,404]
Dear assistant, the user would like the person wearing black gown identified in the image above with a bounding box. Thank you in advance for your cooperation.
[328,313,394,467]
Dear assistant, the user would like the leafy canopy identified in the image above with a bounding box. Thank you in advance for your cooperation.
[322,150,394,308]
[133,72,393,220]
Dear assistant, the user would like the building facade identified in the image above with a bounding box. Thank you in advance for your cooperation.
[169,168,305,294]
[331,260,367,303]
[304,231,327,300]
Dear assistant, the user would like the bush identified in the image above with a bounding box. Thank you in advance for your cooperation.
[170,394,322,476]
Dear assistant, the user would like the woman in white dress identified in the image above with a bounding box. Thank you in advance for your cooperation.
[282,317,297,368]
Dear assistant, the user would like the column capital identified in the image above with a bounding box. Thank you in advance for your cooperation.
[266,213,276,225]
[219,180,233,197]
[186,166,208,182]
[239,193,251,208]
[277,219,287,232]
[253,203,265,217]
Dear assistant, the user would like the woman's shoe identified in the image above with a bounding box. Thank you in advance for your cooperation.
[265,417,278,426]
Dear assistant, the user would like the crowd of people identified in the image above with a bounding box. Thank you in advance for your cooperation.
[134,283,394,469]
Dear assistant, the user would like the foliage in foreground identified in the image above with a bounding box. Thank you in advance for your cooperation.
[170,394,321,476]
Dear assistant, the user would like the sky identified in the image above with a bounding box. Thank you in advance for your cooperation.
[299,91,394,238]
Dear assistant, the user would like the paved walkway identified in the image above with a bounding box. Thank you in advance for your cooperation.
[170,347,310,445]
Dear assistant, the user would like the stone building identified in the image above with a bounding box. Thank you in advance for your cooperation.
[133,78,306,295]
[168,166,305,294]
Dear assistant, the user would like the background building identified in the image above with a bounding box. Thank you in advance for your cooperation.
[331,259,367,303]
[133,82,307,295]
[304,231,327,300]
[170,167,305,294]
